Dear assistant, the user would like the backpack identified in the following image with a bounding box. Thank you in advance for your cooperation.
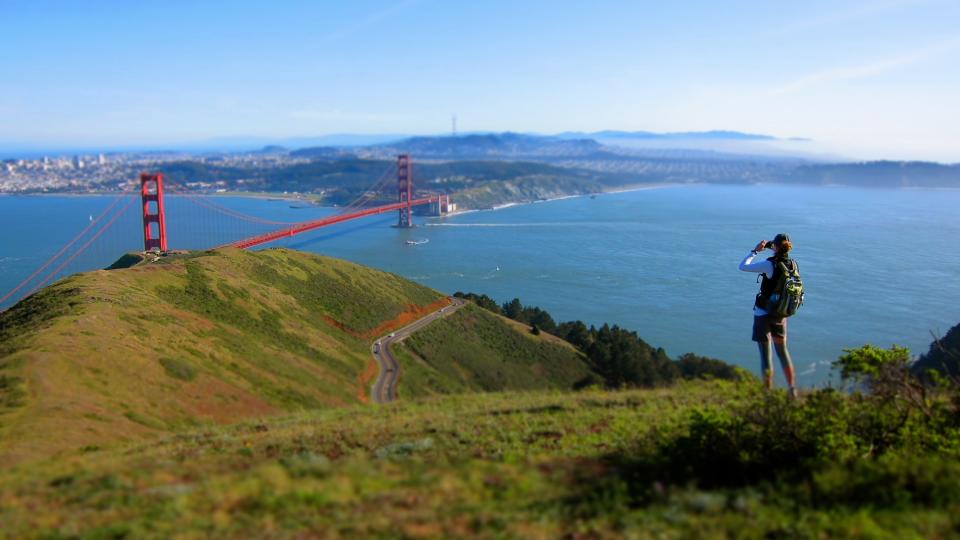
[765,259,804,318]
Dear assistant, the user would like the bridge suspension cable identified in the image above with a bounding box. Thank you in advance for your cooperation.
[335,161,398,215]
[22,192,140,299]
[0,189,135,307]
[164,161,396,230]
[165,183,299,226]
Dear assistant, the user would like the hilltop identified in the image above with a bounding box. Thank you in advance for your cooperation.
[0,248,592,463]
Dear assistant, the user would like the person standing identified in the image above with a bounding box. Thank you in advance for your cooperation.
[739,233,799,398]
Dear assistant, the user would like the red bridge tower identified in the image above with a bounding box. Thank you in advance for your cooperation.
[396,154,413,228]
[140,172,168,251]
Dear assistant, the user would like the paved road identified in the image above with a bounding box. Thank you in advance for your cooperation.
[371,297,466,404]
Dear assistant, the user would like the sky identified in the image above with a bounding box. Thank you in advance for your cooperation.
[1,0,959,161]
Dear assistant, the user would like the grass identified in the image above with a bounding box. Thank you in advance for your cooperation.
[0,383,733,539]
[0,380,953,539]
[0,248,595,464]
[395,303,593,397]
[0,248,446,462]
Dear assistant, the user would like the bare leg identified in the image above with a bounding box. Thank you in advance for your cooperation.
[773,336,798,398]
[758,341,773,390]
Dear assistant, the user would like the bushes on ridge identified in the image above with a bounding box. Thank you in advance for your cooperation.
[454,291,744,388]
[579,344,960,519]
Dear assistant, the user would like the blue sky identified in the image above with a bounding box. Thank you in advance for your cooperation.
[1,0,958,160]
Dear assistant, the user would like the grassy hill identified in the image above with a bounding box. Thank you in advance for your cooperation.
[395,303,592,396]
[2,248,958,537]
[1,379,957,539]
[0,382,749,539]
[0,248,591,464]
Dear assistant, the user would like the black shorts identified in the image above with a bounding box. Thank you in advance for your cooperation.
[752,314,787,342]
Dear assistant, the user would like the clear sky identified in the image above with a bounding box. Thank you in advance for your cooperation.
[2,0,958,161]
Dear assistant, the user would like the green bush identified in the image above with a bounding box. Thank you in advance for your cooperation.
[159,358,198,381]
[626,346,960,511]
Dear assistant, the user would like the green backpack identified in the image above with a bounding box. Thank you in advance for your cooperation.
[766,259,804,318]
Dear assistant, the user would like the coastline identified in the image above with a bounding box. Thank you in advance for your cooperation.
[0,190,327,202]
[437,182,684,219]
[7,180,958,208]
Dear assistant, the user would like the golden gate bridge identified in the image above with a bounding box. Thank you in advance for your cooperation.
[0,154,452,310]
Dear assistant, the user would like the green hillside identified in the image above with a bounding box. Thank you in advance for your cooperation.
[0,248,590,464]
[1,377,958,539]
[395,303,593,396]
[3,248,957,538]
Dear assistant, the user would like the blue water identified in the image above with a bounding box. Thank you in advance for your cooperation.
[2,185,959,386]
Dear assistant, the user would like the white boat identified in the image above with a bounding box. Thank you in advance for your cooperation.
[405,239,429,245]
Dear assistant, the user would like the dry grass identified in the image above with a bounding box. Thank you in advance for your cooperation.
[0,248,448,464]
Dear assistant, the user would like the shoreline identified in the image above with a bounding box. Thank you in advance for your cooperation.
[0,190,326,202]
[5,181,960,208]
[436,182,685,219]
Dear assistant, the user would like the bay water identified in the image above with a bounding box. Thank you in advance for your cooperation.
[2,184,959,386]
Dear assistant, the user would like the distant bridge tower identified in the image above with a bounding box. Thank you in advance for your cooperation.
[140,172,168,251]
[396,154,414,228]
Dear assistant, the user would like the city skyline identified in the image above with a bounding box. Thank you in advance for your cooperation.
[2,0,959,161]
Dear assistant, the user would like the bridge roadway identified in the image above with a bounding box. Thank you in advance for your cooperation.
[230,196,440,250]
[371,297,466,404]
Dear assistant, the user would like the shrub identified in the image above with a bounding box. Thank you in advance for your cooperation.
[159,358,198,381]
[675,353,743,381]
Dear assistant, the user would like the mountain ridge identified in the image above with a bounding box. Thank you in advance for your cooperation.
[0,248,592,464]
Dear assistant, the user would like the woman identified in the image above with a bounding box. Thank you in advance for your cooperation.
[738,233,799,398]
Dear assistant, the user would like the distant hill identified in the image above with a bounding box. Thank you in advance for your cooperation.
[296,131,808,162]
[156,157,621,208]
[0,248,593,463]
[550,129,836,160]
[786,160,960,187]
[558,129,780,141]
[145,134,960,210]
[375,133,604,159]
[153,154,960,212]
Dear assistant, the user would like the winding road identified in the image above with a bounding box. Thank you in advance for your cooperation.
[370,297,466,404]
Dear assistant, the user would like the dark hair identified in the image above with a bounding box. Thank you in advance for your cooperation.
[777,239,793,256]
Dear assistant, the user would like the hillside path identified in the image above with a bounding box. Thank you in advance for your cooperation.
[371,297,466,404]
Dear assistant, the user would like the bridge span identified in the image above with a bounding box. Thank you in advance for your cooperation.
[140,153,452,252]
[1,154,453,310]
[228,195,442,249]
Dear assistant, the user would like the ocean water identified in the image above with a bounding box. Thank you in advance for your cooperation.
[2,184,959,386]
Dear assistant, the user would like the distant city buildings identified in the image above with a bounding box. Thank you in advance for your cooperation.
[0,151,311,194]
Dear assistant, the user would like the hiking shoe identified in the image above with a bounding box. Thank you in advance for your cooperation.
[789,387,799,400]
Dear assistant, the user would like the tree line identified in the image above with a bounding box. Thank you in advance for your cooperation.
[453,292,743,388]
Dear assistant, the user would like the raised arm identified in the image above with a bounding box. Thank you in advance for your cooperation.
[739,241,774,275]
